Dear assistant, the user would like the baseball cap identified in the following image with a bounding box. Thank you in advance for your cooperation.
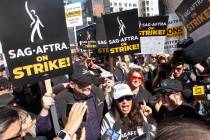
[112,84,133,100]
[69,65,92,85]
[101,70,112,79]
[154,79,183,94]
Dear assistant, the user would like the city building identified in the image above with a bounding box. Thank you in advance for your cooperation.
[138,0,159,17]
[159,0,183,15]
[109,0,138,13]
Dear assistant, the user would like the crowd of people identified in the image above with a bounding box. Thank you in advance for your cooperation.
[0,50,210,140]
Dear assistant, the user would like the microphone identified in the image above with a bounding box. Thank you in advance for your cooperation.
[101,128,120,140]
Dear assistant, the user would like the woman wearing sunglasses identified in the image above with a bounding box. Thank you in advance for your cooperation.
[101,84,156,140]
[127,69,153,104]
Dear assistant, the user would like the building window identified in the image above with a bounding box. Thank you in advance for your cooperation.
[110,7,113,12]
[129,3,132,7]
[119,8,123,11]
[147,13,150,16]
[147,7,149,11]
[114,3,117,6]
[110,2,112,6]
[124,3,127,7]
[133,4,137,7]
[142,1,145,6]
[146,1,149,5]
[119,3,122,7]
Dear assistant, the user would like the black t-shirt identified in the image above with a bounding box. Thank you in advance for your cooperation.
[155,102,202,123]
[121,127,139,140]
[119,118,146,140]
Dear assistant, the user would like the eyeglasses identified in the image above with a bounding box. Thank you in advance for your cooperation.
[130,76,143,81]
[116,95,133,102]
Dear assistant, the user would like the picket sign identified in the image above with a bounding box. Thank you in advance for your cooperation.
[45,79,60,134]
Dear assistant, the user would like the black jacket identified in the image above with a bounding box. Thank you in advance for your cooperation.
[55,85,106,128]
[155,102,202,123]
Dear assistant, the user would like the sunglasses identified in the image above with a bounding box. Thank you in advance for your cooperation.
[130,76,143,81]
[174,67,183,71]
[116,95,133,102]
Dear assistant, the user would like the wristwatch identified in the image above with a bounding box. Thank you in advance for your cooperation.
[57,130,71,140]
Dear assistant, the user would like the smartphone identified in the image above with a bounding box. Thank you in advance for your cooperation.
[66,103,87,122]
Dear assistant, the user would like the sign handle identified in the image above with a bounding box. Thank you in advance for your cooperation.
[44,79,60,134]
[109,56,114,73]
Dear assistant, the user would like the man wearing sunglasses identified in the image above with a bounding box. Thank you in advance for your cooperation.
[154,79,200,122]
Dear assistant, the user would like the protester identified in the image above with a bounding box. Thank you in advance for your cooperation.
[0,102,87,140]
[13,83,45,114]
[0,105,48,140]
[0,81,54,139]
[99,70,114,110]
[127,69,153,104]
[170,62,185,79]
[158,54,170,64]
[114,62,129,82]
[101,83,156,140]
[135,55,150,74]
[55,64,105,140]
[148,54,158,72]
[153,79,201,122]
[152,61,172,89]
[0,105,23,140]
[18,91,54,139]
[145,54,158,93]
[170,61,197,104]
